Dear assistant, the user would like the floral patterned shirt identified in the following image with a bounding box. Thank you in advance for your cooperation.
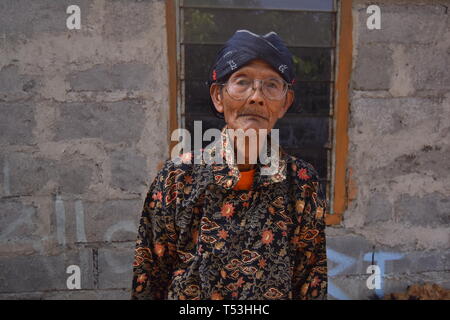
[131,126,328,300]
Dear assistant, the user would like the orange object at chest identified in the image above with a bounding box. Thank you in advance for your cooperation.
[233,169,256,191]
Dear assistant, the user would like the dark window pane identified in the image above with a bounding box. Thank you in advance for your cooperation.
[184,44,220,80]
[275,116,329,150]
[185,80,212,114]
[184,0,334,11]
[275,116,330,180]
[289,82,331,115]
[183,8,334,47]
[291,47,332,81]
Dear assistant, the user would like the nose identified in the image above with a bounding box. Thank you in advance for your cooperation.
[248,80,265,106]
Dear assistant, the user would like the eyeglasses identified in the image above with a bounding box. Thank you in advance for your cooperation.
[219,77,291,101]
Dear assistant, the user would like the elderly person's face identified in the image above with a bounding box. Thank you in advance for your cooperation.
[210,59,294,132]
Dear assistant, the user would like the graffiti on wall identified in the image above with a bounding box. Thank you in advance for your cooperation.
[327,248,404,299]
[1,189,408,298]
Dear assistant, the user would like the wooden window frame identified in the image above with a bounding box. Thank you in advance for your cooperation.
[165,0,353,226]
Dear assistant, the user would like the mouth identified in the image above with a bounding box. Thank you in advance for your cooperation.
[239,114,268,121]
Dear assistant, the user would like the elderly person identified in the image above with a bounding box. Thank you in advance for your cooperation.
[131,30,327,300]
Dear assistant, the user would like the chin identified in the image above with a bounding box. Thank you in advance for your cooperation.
[240,125,268,133]
[235,119,270,132]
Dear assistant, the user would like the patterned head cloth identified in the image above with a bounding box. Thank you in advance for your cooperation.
[207,30,296,86]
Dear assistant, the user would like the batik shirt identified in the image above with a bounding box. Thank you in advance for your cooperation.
[131,126,327,300]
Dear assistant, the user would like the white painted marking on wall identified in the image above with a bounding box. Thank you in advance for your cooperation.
[55,194,66,246]
[103,220,137,273]
[104,220,137,242]
[0,207,34,241]
[3,157,10,195]
[74,199,87,243]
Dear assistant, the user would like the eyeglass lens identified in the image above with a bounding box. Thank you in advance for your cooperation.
[226,77,287,100]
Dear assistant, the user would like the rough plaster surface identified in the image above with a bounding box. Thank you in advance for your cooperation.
[328,0,450,300]
[0,0,168,299]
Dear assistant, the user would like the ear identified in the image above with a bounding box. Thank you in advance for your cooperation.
[210,84,224,114]
[277,89,294,119]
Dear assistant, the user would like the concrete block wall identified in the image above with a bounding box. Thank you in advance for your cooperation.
[326,0,450,299]
[0,0,168,299]
[0,0,449,300]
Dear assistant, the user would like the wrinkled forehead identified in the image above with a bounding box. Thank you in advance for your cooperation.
[229,59,283,79]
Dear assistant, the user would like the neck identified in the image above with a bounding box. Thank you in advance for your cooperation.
[224,126,270,171]
[234,139,257,172]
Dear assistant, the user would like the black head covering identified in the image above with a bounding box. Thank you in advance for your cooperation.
[207,30,296,87]
[206,30,296,118]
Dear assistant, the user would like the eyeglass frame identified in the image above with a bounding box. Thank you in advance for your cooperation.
[215,76,293,101]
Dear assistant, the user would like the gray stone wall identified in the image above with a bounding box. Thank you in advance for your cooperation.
[326,0,450,299]
[0,0,448,300]
[0,0,168,299]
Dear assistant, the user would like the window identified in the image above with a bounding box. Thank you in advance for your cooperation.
[168,0,349,223]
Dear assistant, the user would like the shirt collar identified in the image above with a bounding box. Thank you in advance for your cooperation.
[200,125,288,190]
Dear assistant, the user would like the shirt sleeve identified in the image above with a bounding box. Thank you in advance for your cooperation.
[131,162,178,300]
[292,166,328,300]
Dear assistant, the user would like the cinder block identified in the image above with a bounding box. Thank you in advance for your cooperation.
[102,0,156,40]
[326,233,374,275]
[0,288,131,300]
[47,197,142,246]
[5,152,97,196]
[83,199,141,243]
[0,291,44,300]
[354,3,450,91]
[390,250,450,274]
[0,0,92,36]
[328,274,373,300]
[66,63,154,92]
[395,145,449,181]
[54,101,146,143]
[350,97,443,136]
[0,199,39,246]
[364,191,393,225]
[56,157,96,195]
[0,65,39,101]
[394,192,450,227]
[110,149,149,193]
[352,43,393,90]
[356,4,448,45]
[5,152,56,195]
[408,45,450,91]
[42,288,131,300]
[338,242,445,275]
[96,288,131,300]
[97,245,134,290]
[0,249,94,293]
[0,154,3,195]
[327,237,449,276]
[0,103,35,145]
